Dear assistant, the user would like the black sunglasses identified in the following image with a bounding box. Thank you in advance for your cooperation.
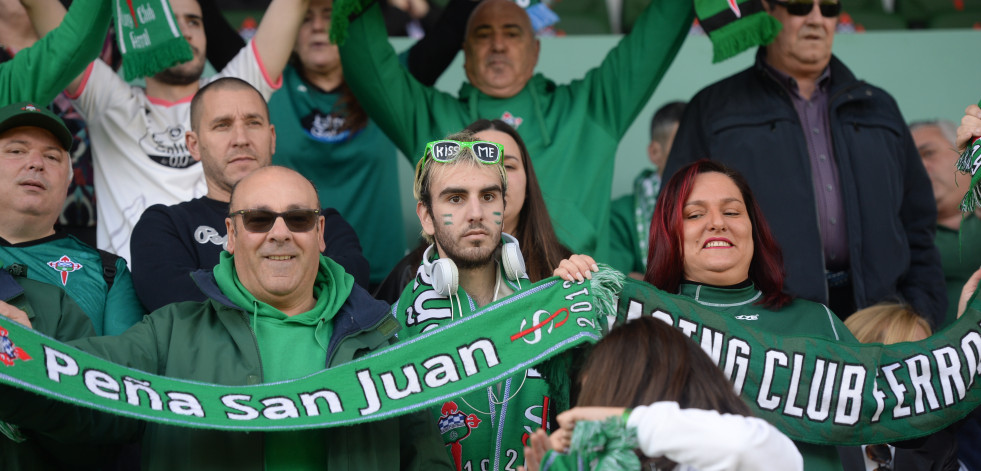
[864,444,892,471]
[228,208,321,233]
[771,0,841,17]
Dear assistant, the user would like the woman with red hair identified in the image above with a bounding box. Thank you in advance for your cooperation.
[641,159,854,341]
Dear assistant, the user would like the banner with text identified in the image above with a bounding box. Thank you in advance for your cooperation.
[0,278,601,431]
[616,278,981,446]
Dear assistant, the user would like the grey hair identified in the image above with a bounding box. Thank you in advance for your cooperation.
[910,119,957,147]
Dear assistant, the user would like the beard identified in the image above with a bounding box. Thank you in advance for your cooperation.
[153,57,205,86]
[433,222,499,270]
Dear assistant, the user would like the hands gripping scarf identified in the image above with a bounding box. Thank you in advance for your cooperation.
[3,270,981,446]
[328,0,778,63]
[114,0,193,80]
[956,99,981,213]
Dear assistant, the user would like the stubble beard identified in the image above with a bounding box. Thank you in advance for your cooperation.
[434,223,499,270]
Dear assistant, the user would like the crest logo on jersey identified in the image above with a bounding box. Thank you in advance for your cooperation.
[47,255,83,285]
[0,326,32,366]
[735,314,759,321]
[501,112,523,130]
[438,401,481,471]
[727,0,742,18]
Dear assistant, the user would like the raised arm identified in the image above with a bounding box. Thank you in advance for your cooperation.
[250,0,310,84]
[200,0,246,71]
[580,0,694,139]
[2,0,110,104]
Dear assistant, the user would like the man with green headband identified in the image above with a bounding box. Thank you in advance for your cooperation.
[393,132,557,471]
[0,165,451,470]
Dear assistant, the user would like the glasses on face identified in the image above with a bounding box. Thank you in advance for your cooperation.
[771,0,841,17]
[423,140,504,165]
[864,444,892,471]
[228,208,321,233]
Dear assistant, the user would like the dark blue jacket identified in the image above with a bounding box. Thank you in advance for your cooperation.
[666,50,946,325]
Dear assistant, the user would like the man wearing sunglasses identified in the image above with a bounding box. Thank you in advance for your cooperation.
[391,134,559,471]
[0,165,453,470]
[666,0,946,335]
[129,78,369,312]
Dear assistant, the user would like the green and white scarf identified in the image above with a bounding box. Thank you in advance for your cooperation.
[329,0,779,63]
[631,169,660,270]
[114,0,193,80]
[3,274,981,446]
[957,99,981,213]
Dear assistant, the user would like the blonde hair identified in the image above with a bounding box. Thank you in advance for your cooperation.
[413,130,508,243]
[845,303,932,345]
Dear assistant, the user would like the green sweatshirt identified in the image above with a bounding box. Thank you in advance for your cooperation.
[0,0,112,105]
[935,216,981,328]
[0,234,145,336]
[339,0,694,260]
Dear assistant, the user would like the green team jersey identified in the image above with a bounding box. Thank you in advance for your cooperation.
[0,234,144,335]
[935,216,981,328]
[393,263,551,471]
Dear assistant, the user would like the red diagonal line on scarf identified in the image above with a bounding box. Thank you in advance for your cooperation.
[126,0,140,27]
[510,308,570,341]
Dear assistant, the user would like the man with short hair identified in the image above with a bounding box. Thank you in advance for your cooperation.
[0,165,451,470]
[130,78,369,312]
[666,0,946,327]
[339,0,693,260]
[392,134,554,470]
[911,119,980,327]
[0,101,143,335]
[609,100,685,279]
[22,0,308,263]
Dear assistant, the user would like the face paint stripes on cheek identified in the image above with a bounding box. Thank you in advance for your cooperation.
[493,211,502,225]
[442,214,453,226]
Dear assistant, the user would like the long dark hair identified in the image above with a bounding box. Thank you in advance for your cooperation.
[292,55,368,133]
[645,159,791,308]
[577,316,752,469]
[465,119,572,281]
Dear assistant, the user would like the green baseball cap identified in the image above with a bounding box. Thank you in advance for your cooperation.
[0,102,73,150]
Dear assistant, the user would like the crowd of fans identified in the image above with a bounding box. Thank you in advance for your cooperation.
[1,0,980,469]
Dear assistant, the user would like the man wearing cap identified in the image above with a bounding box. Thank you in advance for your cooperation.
[0,165,452,470]
[391,132,557,471]
[0,102,144,336]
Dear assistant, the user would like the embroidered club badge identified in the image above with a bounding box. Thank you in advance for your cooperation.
[0,326,32,366]
[47,255,83,286]
[501,112,523,130]
[438,401,481,471]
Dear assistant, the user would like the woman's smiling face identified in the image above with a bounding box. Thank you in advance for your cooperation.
[681,171,754,286]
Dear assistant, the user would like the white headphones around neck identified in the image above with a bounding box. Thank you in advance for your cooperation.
[422,232,527,297]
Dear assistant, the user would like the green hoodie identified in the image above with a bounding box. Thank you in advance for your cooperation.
[339,0,694,261]
[213,252,354,470]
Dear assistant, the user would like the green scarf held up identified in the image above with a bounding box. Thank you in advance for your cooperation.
[956,98,981,213]
[212,251,353,324]
[329,0,779,63]
[695,0,782,63]
[114,0,193,80]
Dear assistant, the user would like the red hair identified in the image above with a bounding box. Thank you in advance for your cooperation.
[645,159,791,309]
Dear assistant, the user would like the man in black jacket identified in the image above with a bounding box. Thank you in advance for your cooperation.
[665,0,945,326]
[129,78,369,311]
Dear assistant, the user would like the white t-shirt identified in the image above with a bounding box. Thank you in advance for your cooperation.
[70,40,280,263]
